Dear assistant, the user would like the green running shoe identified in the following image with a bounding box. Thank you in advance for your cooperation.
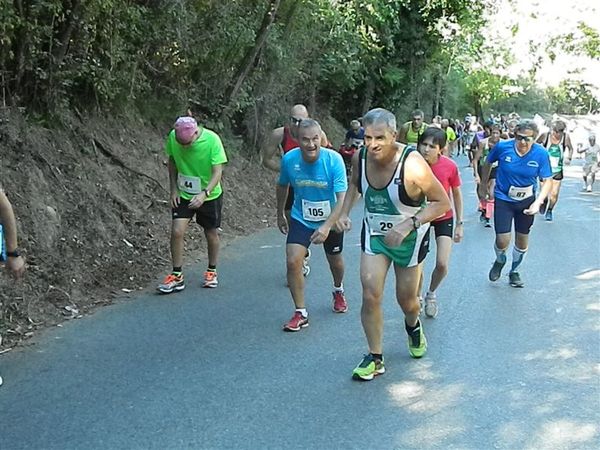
[352,354,385,381]
[407,320,427,358]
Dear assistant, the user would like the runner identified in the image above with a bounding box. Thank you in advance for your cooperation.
[418,127,463,318]
[482,119,552,288]
[578,134,600,192]
[337,108,450,381]
[157,116,228,293]
[473,123,502,227]
[536,120,574,221]
[398,109,428,146]
[262,104,330,276]
[441,118,457,157]
[0,185,27,387]
[277,119,348,332]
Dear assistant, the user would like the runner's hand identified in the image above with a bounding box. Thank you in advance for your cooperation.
[453,224,464,243]
[383,221,411,247]
[188,192,206,209]
[170,191,180,208]
[310,225,330,245]
[523,201,541,215]
[336,215,352,232]
[7,255,25,279]
[277,215,288,235]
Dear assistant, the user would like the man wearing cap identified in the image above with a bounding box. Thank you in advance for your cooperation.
[157,117,228,293]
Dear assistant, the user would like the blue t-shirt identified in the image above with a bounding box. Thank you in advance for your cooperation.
[345,128,365,140]
[487,139,552,202]
[278,148,348,228]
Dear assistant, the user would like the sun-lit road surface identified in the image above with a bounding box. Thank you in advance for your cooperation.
[1,156,599,450]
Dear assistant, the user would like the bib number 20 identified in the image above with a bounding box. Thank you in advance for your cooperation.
[380,222,395,232]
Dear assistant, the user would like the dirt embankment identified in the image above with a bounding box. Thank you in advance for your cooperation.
[0,109,280,350]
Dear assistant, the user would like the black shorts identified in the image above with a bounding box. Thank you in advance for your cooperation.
[552,171,564,181]
[494,197,535,235]
[284,186,294,211]
[172,194,223,229]
[431,217,454,238]
[287,218,344,255]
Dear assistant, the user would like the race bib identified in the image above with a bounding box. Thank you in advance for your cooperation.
[549,155,561,170]
[508,185,534,200]
[302,199,331,221]
[366,213,404,236]
[177,174,202,194]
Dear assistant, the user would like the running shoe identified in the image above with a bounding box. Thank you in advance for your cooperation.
[479,211,486,223]
[407,320,427,358]
[352,354,385,381]
[157,273,185,294]
[509,272,524,288]
[545,211,553,221]
[539,199,547,215]
[586,185,593,193]
[202,271,218,288]
[484,218,491,228]
[424,292,438,318]
[332,291,348,313]
[489,260,506,282]
[283,311,309,332]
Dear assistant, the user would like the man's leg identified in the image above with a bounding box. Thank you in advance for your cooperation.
[507,201,535,287]
[157,218,189,293]
[352,252,390,381]
[324,230,347,313]
[427,236,453,294]
[394,264,427,358]
[545,179,561,220]
[197,196,223,288]
[359,252,391,355]
[489,198,513,281]
[204,227,220,267]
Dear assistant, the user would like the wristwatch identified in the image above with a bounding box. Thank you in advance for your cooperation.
[6,249,21,258]
[411,216,421,230]
[203,188,211,196]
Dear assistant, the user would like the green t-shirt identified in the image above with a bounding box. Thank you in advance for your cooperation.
[404,122,428,145]
[445,127,456,142]
[165,128,228,200]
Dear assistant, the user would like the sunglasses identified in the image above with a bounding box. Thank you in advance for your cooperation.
[515,134,534,143]
[290,117,303,126]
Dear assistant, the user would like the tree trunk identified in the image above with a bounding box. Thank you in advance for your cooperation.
[361,77,375,115]
[222,0,281,115]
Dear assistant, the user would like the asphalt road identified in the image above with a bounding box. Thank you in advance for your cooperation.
[1,156,599,450]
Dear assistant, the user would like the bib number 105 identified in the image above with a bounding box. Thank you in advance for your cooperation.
[307,207,325,217]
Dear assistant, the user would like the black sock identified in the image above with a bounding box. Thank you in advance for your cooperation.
[208,265,216,272]
[547,207,553,212]
[173,267,182,274]
[371,353,383,361]
[405,320,420,334]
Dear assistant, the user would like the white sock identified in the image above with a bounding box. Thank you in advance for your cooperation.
[296,308,308,317]
[333,284,344,292]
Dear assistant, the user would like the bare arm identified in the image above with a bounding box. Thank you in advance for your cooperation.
[397,123,408,144]
[384,153,451,247]
[565,134,574,160]
[452,186,464,243]
[311,191,346,244]
[337,150,362,230]
[0,189,26,278]
[524,178,553,215]
[262,128,284,172]
[276,184,289,234]
[472,140,485,181]
[168,157,178,193]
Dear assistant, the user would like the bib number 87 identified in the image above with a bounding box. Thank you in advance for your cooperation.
[380,222,395,232]
[308,207,324,217]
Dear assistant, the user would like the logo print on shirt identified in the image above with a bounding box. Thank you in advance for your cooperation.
[394,177,402,185]
[504,156,512,162]
[527,161,539,167]
[369,196,387,205]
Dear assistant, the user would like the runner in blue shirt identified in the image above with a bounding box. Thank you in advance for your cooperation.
[277,119,349,331]
[481,119,552,288]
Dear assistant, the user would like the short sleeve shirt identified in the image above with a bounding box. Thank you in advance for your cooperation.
[278,148,347,229]
[345,128,365,140]
[487,140,552,202]
[430,156,461,221]
[165,128,228,200]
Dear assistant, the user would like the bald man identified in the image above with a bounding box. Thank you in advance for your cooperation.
[262,104,331,277]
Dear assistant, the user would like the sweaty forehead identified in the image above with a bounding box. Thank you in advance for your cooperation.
[298,126,321,138]
[365,123,393,136]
